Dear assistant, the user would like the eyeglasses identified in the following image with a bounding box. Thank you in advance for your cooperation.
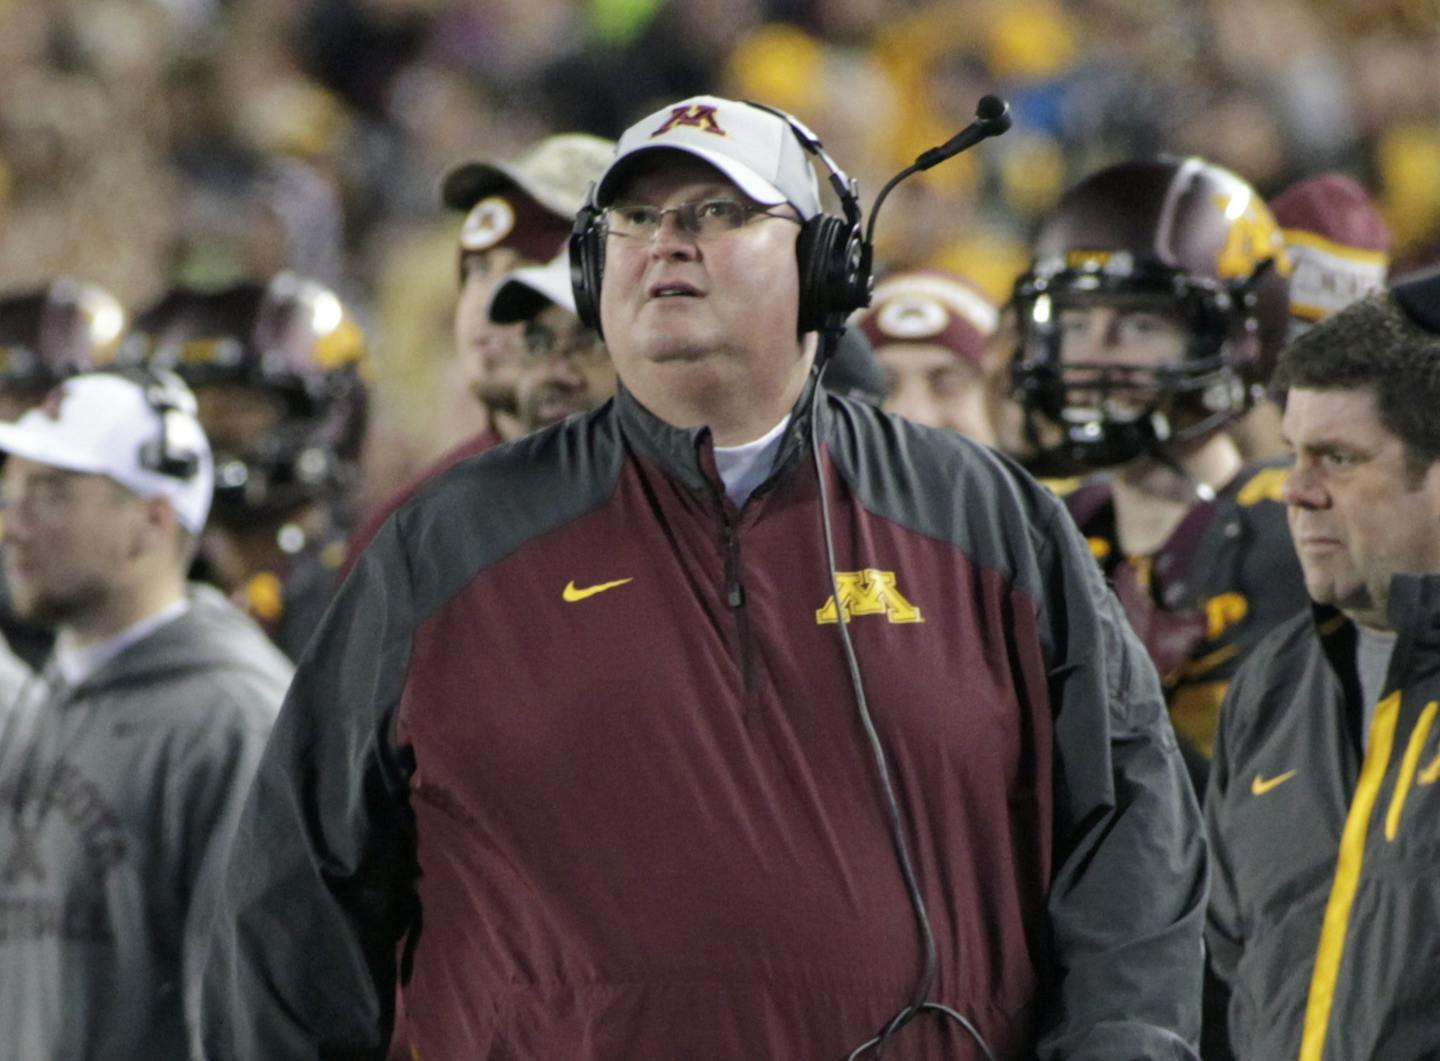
[602,198,799,241]
[521,318,606,362]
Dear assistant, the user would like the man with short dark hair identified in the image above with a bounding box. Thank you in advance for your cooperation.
[0,371,292,1060]
[205,96,1205,1060]
[1205,276,1440,1059]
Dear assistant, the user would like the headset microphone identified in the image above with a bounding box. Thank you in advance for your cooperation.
[913,95,1013,173]
[864,95,1013,254]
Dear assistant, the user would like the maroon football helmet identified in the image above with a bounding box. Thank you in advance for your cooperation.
[1010,157,1291,468]
[0,278,126,400]
[121,273,368,520]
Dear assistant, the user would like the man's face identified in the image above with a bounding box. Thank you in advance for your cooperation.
[596,156,805,421]
[514,303,616,431]
[2,457,146,627]
[1281,386,1440,628]
[454,245,529,412]
[194,382,288,457]
[1057,300,1189,366]
[1053,297,1190,420]
[879,343,995,444]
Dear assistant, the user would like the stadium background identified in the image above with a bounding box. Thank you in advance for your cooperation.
[2,0,1436,502]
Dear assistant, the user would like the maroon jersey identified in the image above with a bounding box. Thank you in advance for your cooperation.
[1063,461,1309,776]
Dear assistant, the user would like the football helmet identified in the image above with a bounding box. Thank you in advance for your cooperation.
[1010,157,1291,468]
[121,273,368,522]
[0,278,126,397]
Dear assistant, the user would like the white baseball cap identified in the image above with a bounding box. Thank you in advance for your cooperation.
[592,95,822,219]
[0,371,214,533]
[488,252,578,325]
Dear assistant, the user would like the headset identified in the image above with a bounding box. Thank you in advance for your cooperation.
[568,101,874,351]
[113,366,203,481]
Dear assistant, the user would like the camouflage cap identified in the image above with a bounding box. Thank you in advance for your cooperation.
[441,133,616,221]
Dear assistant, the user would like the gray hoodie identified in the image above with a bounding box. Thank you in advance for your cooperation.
[0,584,291,1060]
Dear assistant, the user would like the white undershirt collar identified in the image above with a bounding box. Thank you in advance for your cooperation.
[55,599,190,689]
[713,415,792,508]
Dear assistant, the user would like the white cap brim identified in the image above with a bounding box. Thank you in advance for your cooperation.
[594,143,790,211]
[488,253,578,324]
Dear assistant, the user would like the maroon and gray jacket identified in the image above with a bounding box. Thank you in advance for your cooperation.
[203,379,1207,1060]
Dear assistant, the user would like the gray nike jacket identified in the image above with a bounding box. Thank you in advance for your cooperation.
[0,584,291,1060]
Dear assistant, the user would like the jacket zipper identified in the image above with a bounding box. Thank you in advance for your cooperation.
[721,509,759,693]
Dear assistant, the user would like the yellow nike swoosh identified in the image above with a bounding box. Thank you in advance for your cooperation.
[562,578,633,603]
[1251,769,1298,796]
[1418,753,1440,786]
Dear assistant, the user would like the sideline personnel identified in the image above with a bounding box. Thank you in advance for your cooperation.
[0,371,291,1059]
[1205,275,1440,1059]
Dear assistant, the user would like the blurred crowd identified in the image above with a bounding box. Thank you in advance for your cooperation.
[3,2,1440,1053]
[3,0,1437,506]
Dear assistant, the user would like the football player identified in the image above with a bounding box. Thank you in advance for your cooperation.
[1009,156,1310,789]
[121,274,368,660]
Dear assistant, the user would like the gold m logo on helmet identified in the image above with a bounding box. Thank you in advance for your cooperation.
[652,104,726,138]
[1214,194,1293,280]
[816,570,924,625]
[1065,249,1113,270]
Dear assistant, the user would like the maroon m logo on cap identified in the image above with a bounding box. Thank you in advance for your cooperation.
[652,105,726,138]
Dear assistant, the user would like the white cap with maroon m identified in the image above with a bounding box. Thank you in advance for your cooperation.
[592,95,822,219]
[0,371,213,532]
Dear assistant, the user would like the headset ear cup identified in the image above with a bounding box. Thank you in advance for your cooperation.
[795,216,870,337]
[795,217,836,335]
[568,207,606,338]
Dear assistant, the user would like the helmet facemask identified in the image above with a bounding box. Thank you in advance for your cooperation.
[1011,260,1265,470]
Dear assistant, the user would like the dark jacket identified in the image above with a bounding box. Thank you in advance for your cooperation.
[1206,575,1440,1059]
[204,381,1206,1060]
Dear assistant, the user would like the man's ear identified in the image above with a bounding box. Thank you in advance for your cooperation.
[135,494,183,561]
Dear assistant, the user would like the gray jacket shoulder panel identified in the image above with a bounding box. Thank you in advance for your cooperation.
[389,402,627,621]
[821,395,1072,600]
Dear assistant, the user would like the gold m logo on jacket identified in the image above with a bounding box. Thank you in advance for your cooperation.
[816,570,924,625]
